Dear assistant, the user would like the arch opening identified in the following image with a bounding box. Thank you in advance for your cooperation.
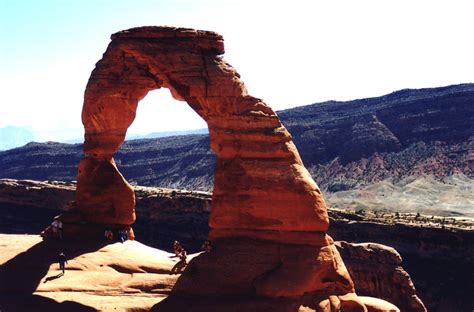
[114,88,214,191]
[126,88,208,140]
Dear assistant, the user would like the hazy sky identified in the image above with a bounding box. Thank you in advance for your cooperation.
[1,0,473,142]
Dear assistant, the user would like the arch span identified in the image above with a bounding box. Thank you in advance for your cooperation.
[42,26,380,311]
[76,26,329,235]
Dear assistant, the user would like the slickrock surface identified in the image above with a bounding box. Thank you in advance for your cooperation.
[1,234,411,312]
[58,26,391,310]
[0,234,187,311]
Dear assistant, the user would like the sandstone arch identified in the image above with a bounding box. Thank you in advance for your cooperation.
[66,26,395,310]
[76,26,329,235]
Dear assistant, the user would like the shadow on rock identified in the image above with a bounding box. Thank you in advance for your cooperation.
[151,238,356,312]
[43,272,64,283]
[0,238,107,310]
[0,294,96,312]
[152,295,304,312]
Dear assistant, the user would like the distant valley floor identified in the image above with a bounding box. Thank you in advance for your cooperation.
[325,174,474,218]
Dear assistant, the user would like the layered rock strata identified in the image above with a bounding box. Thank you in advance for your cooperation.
[329,212,474,312]
[44,26,402,310]
[0,179,75,210]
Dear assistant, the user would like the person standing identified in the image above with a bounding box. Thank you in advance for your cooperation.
[173,240,184,257]
[58,252,67,274]
[57,219,63,239]
[119,229,128,243]
[51,218,63,239]
[105,229,114,241]
[171,246,188,274]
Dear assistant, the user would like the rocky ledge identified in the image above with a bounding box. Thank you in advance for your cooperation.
[0,234,425,311]
[11,179,474,310]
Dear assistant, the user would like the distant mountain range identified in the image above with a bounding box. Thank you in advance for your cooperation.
[0,83,472,195]
[125,128,208,140]
[62,128,209,144]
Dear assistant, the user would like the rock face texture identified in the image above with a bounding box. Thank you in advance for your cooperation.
[329,212,474,312]
[78,26,328,234]
[0,179,75,234]
[335,242,426,312]
[67,26,394,310]
[0,179,75,210]
[279,83,474,166]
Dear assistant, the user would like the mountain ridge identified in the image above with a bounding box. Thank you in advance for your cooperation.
[1,83,472,193]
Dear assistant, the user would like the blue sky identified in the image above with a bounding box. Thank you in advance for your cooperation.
[1,0,473,142]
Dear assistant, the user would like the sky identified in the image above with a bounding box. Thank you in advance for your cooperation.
[1,0,473,142]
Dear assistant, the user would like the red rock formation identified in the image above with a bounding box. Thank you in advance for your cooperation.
[336,241,427,312]
[45,26,400,310]
[77,26,328,234]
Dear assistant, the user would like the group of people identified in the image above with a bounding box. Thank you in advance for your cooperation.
[49,216,130,244]
[170,239,213,274]
[173,239,213,259]
[173,241,187,261]
[104,228,129,243]
[54,235,212,275]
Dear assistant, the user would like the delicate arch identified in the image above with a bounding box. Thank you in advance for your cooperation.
[70,27,379,311]
[76,26,329,238]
